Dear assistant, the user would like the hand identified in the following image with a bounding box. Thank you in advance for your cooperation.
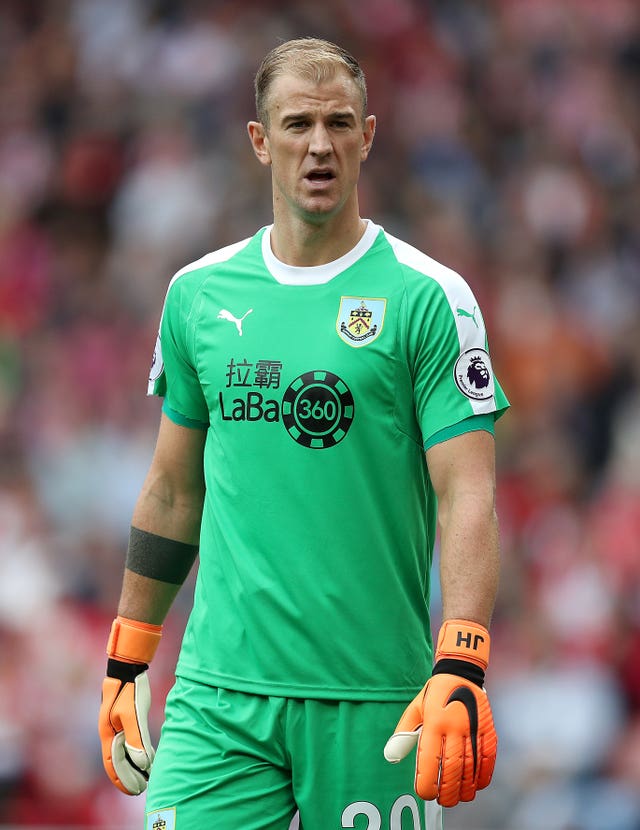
[99,660,155,795]
[384,619,497,807]
[98,616,163,795]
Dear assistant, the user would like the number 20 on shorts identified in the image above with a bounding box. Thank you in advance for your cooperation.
[341,795,442,830]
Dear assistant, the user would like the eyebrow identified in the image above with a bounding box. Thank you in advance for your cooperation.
[280,110,357,125]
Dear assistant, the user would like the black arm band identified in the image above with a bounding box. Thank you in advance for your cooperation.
[431,658,485,688]
[126,526,198,586]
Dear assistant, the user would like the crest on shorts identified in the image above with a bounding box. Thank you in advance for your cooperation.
[336,297,386,348]
[146,808,176,830]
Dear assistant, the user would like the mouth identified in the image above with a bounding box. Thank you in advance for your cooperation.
[305,169,335,184]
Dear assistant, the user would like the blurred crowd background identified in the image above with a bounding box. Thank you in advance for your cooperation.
[0,0,639,828]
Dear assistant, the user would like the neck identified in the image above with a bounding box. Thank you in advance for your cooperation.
[269,208,366,267]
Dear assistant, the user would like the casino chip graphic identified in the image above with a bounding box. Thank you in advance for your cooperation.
[281,370,354,448]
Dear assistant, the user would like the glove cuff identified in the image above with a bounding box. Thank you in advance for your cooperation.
[106,657,149,681]
[434,618,490,671]
[106,616,163,665]
[431,657,485,687]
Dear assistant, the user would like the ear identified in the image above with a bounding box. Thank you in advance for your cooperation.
[247,121,271,166]
[360,114,376,162]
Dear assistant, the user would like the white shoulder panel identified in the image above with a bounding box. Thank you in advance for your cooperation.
[168,235,255,289]
[382,231,480,323]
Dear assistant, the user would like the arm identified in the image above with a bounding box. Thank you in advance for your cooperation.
[426,429,499,628]
[384,428,500,807]
[117,412,207,624]
[99,413,206,795]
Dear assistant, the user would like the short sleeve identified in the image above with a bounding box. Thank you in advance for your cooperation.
[147,275,209,427]
[405,272,509,447]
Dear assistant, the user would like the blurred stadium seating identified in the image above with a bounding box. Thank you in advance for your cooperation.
[0,1,639,827]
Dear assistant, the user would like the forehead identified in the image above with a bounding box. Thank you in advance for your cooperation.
[266,70,362,120]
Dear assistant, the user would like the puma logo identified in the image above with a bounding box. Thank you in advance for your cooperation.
[217,308,253,336]
[456,305,479,328]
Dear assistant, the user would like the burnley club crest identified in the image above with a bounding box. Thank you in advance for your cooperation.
[336,297,386,348]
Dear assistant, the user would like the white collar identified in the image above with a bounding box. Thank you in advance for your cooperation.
[261,220,379,285]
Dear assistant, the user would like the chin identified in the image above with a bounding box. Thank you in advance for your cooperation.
[299,197,344,221]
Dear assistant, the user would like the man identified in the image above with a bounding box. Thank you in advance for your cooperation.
[99,38,508,830]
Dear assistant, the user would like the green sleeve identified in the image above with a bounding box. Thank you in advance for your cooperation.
[404,277,508,446]
[149,274,210,425]
[424,413,494,451]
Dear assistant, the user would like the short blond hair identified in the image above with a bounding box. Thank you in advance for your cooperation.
[254,37,368,127]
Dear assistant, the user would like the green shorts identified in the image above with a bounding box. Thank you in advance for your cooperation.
[144,677,444,830]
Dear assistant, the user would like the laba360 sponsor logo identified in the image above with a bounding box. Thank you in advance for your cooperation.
[219,359,354,449]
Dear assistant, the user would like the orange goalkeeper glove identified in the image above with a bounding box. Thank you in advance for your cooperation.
[384,619,497,807]
[98,616,162,795]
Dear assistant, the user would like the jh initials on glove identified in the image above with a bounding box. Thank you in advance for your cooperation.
[98,616,162,795]
[384,619,497,807]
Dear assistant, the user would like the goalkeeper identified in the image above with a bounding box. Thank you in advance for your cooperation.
[98,37,508,830]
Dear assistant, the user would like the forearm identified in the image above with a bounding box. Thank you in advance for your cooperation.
[116,570,180,626]
[117,464,204,625]
[437,490,499,629]
[131,464,204,545]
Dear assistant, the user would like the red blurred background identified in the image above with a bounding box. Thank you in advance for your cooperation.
[1,2,639,828]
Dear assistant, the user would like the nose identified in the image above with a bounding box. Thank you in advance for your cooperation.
[308,122,332,157]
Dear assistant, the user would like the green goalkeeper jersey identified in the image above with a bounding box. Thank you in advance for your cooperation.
[148,221,509,700]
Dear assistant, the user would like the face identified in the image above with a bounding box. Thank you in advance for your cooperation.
[248,69,376,223]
